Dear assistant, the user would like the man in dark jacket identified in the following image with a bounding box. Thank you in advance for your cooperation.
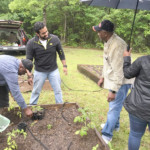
[26,22,67,105]
[123,49,150,150]
[0,55,33,117]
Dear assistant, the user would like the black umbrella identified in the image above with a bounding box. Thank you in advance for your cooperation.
[80,0,150,50]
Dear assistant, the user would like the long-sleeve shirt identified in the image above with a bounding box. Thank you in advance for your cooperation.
[102,33,133,92]
[26,34,65,72]
[0,55,27,109]
[123,56,150,122]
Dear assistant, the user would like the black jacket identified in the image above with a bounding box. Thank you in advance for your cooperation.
[123,56,150,122]
[26,34,65,72]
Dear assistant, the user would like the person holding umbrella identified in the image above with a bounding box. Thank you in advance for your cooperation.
[123,49,150,150]
[92,20,133,144]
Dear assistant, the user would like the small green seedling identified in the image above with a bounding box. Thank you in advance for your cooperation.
[8,105,15,112]
[32,105,43,112]
[74,108,95,137]
[17,110,22,118]
[47,124,52,130]
[8,106,22,118]
[16,129,27,139]
[75,126,88,136]
[92,144,99,150]
[30,121,37,127]
[4,129,27,150]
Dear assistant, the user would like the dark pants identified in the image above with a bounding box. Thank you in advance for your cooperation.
[0,85,9,108]
[128,114,150,150]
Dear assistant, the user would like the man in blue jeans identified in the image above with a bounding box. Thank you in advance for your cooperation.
[92,20,133,144]
[26,22,67,105]
[123,49,150,150]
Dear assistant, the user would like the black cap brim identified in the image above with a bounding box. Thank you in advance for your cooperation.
[21,59,33,72]
[92,26,102,32]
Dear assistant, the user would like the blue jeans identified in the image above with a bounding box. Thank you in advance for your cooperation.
[101,84,131,140]
[30,69,63,104]
[128,114,150,150]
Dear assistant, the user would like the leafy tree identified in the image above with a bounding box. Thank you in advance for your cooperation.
[0,0,149,53]
[0,0,14,19]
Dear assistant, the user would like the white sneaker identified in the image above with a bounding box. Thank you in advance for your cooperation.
[101,123,120,132]
[101,123,105,129]
[102,135,112,144]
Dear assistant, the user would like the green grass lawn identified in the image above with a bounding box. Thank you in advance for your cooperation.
[9,47,149,150]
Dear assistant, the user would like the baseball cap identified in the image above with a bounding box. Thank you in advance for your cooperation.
[92,20,114,32]
[21,59,33,72]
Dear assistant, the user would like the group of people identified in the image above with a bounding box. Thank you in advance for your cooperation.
[93,20,150,150]
[0,20,149,150]
[0,22,68,117]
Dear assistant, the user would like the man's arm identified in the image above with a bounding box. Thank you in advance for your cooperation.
[56,37,67,75]
[108,43,126,91]
[106,43,126,102]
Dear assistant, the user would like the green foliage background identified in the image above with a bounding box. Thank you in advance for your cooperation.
[0,0,149,52]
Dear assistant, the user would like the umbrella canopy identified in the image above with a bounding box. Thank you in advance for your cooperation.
[81,0,150,10]
[80,0,150,49]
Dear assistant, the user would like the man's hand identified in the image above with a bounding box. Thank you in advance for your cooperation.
[123,48,132,57]
[107,91,116,102]
[28,77,33,86]
[61,60,67,75]
[63,67,68,75]
[26,69,33,85]
[24,107,33,117]
[26,69,32,77]
[97,78,104,87]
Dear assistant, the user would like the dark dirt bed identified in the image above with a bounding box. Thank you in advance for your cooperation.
[0,103,109,150]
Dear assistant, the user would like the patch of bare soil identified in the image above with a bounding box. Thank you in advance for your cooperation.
[0,103,109,150]
[18,75,52,92]
[18,65,102,92]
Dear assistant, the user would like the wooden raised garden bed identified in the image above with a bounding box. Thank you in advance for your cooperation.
[0,103,109,150]
[77,65,103,84]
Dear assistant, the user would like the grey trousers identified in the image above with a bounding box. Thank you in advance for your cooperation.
[0,85,9,108]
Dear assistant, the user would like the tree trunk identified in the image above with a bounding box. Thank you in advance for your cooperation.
[43,6,47,25]
[63,13,67,43]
